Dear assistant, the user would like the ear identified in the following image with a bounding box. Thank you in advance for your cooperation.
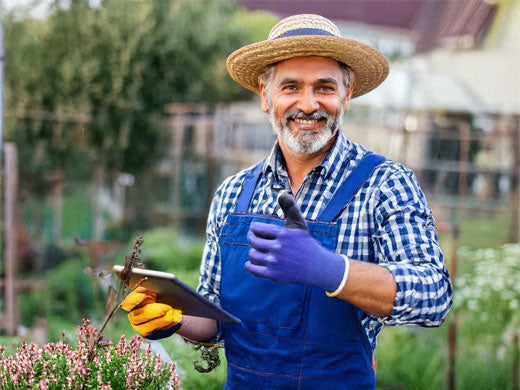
[259,83,270,113]
[344,84,354,112]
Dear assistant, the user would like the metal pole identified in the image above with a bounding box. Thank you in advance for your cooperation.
[0,18,4,159]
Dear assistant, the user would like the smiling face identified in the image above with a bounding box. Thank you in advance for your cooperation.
[260,56,352,155]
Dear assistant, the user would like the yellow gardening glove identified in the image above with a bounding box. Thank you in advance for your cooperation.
[121,287,158,311]
[121,287,182,339]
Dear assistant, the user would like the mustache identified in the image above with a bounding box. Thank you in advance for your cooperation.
[284,110,332,121]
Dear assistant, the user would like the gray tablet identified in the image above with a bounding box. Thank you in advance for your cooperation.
[113,265,240,324]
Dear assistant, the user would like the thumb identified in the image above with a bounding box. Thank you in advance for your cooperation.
[278,192,308,231]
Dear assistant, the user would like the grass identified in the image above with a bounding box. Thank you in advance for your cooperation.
[375,326,448,390]
[457,211,512,250]
[437,210,511,252]
[438,210,511,278]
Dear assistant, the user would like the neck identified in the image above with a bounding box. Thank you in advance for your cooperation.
[279,133,337,195]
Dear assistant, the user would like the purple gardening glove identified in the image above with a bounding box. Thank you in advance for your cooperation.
[278,192,309,231]
[245,193,346,291]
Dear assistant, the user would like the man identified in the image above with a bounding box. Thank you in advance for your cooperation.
[122,14,453,389]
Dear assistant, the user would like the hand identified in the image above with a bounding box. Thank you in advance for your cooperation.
[245,193,345,292]
[121,287,182,340]
[278,192,308,231]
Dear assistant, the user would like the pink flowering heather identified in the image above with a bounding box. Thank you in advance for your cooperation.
[0,319,181,390]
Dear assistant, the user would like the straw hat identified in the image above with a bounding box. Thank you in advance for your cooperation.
[226,14,389,98]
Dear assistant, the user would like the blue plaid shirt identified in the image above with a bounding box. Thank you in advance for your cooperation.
[197,131,453,352]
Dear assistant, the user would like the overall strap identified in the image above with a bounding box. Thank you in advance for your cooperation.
[318,153,386,222]
[235,160,265,213]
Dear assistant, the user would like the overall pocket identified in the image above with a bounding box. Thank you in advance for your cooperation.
[220,215,306,333]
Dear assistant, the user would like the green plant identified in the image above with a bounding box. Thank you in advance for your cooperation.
[159,336,226,390]
[135,227,204,272]
[375,326,447,390]
[18,257,105,339]
[453,340,513,390]
[106,239,226,388]
[61,192,93,243]
[0,319,180,390]
[101,317,227,390]
[45,258,104,324]
[455,244,520,339]
[457,212,511,250]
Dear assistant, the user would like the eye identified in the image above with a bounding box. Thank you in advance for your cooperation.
[282,84,297,91]
[318,85,334,92]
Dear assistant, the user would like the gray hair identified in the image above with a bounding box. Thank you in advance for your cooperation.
[257,60,355,99]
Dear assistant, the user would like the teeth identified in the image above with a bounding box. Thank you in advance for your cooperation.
[294,118,318,124]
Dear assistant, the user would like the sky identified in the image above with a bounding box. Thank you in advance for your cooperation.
[1,0,101,19]
[2,0,53,18]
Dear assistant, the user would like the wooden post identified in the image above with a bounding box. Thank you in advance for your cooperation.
[513,118,520,390]
[513,330,519,390]
[458,120,471,202]
[91,164,105,241]
[50,168,65,244]
[447,225,459,390]
[3,142,19,336]
[509,115,520,243]
[205,116,217,210]
[449,225,459,281]
[169,114,185,230]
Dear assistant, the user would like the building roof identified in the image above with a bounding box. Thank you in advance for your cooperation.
[356,0,520,115]
[242,0,496,53]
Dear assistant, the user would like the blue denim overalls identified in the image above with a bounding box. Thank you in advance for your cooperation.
[219,153,385,389]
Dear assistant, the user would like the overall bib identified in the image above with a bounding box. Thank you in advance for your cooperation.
[219,153,385,390]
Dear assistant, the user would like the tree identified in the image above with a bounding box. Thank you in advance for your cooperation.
[2,0,276,241]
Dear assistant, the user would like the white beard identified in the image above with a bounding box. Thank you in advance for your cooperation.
[269,106,345,155]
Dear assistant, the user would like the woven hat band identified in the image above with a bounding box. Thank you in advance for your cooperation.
[276,28,336,39]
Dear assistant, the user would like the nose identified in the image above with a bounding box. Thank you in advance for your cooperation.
[296,87,320,113]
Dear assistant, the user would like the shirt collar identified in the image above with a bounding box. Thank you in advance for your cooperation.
[263,131,358,181]
[263,141,288,182]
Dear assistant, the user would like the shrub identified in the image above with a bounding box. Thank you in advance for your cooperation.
[45,259,102,320]
[376,326,446,390]
[0,319,180,390]
[455,244,520,340]
[135,227,204,272]
[18,258,105,339]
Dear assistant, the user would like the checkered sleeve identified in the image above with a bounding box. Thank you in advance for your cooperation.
[372,166,453,326]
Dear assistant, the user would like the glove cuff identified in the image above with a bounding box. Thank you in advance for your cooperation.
[145,322,182,340]
[326,255,350,297]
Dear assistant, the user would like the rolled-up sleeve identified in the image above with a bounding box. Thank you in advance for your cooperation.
[372,168,453,326]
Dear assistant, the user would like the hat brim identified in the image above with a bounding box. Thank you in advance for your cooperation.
[226,35,389,98]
